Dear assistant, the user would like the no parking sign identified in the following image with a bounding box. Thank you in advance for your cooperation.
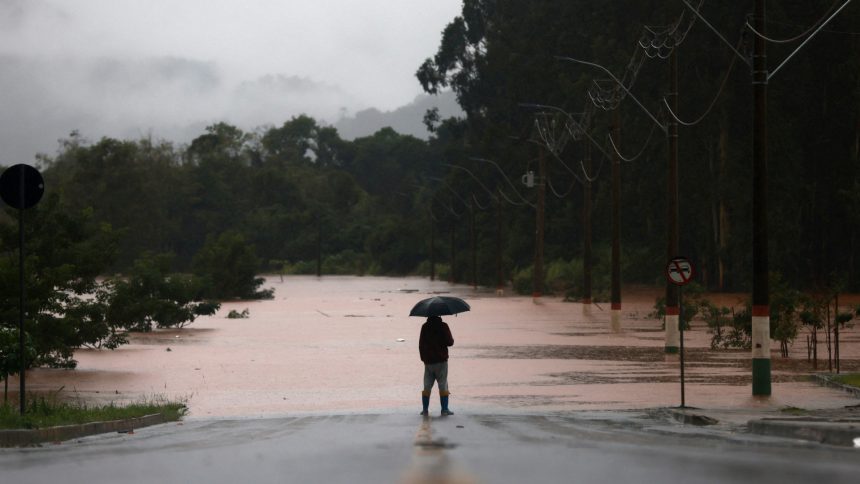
[666,256,694,286]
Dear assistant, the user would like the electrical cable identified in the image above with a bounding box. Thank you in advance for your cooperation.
[662,37,740,127]
[606,122,659,163]
[443,163,500,203]
[471,193,492,211]
[547,176,576,199]
[745,0,843,44]
[470,157,536,208]
[681,0,751,66]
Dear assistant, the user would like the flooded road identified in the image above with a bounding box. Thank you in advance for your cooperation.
[17,276,860,417]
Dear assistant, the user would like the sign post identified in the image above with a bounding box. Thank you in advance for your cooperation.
[0,164,45,415]
[666,256,694,408]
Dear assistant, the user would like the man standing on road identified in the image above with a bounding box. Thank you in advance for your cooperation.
[419,315,455,416]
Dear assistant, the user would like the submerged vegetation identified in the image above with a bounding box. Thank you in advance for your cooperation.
[832,374,860,389]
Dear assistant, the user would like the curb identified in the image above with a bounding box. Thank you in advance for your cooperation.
[666,408,718,426]
[748,418,860,447]
[811,374,860,398]
[0,413,167,447]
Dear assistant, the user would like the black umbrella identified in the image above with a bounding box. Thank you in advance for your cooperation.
[409,296,470,317]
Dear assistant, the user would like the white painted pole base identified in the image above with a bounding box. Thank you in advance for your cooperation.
[751,315,770,359]
[665,313,680,354]
[582,302,592,316]
[610,308,621,332]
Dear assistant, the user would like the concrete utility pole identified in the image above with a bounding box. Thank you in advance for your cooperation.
[496,189,505,293]
[469,200,477,289]
[665,48,681,354]
[429,210,436,281]
[449,223,457,284]
[611,109,622,331]
[533,146,546,299]
[751,0,771,396]
[582,142,593,315]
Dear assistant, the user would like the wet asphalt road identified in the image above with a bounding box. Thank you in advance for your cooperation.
[2,411,858,484]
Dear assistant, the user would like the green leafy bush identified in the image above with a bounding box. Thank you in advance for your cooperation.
[193,231,272,299]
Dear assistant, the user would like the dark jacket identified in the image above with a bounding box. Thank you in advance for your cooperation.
[419,319,454,364]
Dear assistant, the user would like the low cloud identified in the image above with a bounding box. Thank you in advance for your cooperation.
[0,54,359,166]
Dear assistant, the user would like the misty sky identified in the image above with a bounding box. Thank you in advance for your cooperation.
[0,0,462,166]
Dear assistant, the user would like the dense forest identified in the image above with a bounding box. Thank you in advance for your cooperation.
[4,0,859,293]
[1,1,859,369]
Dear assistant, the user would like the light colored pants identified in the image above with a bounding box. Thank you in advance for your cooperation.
[422,362,450,397]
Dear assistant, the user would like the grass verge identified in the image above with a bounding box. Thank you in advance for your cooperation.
[831,373,860,389]
[0,396,186,430]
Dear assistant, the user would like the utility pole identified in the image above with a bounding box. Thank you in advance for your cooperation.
[533,146,546,299]
[496,188,505,293]
[449,223,457,284]
[470,199,477,289]
[665,48,681,354]
[429,209,436,281]
[582,142,593,315]
[752,0,771,396]
[316,213,322,277]
[611,109,622,330]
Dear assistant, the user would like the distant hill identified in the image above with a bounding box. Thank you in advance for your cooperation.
[333,91,463,140]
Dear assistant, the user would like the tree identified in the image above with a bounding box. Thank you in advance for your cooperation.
[0,328,35,402]
[0,193,120,368]
[0,192,220,371]
[192,231,271,300]
[107,253,220,332]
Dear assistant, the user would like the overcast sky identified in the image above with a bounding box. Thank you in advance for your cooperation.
[0,0,462,166]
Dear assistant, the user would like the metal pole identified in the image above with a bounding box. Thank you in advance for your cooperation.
[665,48,681,354]
[18,170,25,415]
[752,0,772,396]
[679,285,686,408]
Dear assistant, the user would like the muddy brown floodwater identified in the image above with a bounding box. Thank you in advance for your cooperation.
[13,276,860,417]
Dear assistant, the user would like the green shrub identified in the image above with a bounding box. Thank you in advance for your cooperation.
[227,309,249,319]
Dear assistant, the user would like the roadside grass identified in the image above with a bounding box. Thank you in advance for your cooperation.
[832,373,860,389]
[0,396,186,430]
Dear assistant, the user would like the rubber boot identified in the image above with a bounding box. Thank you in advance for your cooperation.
[421,393,430,416]
[440,395,453,416]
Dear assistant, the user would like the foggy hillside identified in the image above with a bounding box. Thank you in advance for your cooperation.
[333,91,463,140]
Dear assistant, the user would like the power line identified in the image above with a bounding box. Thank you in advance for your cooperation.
[547,176,577,199]
[767,0,855,80]
[662,36,741,127]
[682,0,751,66]
[745,0,843,44]
[606,122,659,163]
[470,157,536,209]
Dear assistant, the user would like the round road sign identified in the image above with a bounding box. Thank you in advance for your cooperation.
[0,164,44,209]
[666,256,694,286]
